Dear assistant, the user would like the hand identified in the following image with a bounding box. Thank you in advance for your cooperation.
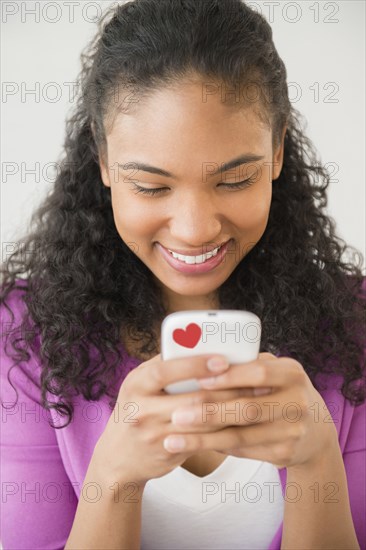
[92,352,262,486]
[165,352,339,470]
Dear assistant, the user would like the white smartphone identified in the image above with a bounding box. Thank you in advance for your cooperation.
[161,310,261,394]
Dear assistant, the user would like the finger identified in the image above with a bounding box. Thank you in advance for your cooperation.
[131,354,231,395]
[197,357,304,391]
[169,390,286,431]
[164,417,301,454]
[146,387,269,422]
[164,425,255,453]
[258,352,278,360]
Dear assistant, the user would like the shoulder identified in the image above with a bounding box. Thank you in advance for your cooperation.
[314,371,365,455]
[1,277,33,353]
[313,274,366,453]
[1,277,37,349]
[0,277,42,404]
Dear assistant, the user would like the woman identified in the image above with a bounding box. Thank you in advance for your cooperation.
[1,1,365,549]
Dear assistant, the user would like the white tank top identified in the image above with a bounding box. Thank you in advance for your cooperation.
[141,456,284,549]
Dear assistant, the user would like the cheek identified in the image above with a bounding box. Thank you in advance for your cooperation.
[232,187,272,230]
[111,193,159,240]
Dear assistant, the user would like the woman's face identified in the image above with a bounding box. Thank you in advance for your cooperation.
[99,80,286,312]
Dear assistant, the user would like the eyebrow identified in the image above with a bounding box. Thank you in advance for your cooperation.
[117,154,265,179]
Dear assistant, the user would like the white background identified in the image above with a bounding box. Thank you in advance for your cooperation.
[1,1,365,271]
[0,1,365,548]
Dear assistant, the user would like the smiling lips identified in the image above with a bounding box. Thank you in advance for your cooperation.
[167,244,222,264]
[163,240,230,256]
[156,240,232,274]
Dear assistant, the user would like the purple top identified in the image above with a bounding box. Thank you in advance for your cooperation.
[1,280,365,549]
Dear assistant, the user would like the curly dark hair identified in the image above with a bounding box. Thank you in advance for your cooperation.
[1,0,365,429]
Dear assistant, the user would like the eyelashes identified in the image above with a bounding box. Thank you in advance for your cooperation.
[130,177,256,196]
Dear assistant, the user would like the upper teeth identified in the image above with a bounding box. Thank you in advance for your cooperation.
[167,245,221,264]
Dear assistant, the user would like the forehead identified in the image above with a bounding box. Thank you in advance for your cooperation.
[105,81,272,166]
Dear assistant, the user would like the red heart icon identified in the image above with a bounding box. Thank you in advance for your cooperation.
[173,323,202,348]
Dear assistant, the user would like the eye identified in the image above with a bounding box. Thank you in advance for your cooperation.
[130,177,256,196]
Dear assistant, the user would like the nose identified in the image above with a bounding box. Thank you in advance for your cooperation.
[168,192,223,247]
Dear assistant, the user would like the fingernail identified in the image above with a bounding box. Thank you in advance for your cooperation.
[198,376,218,388]
[164,436,186,451]
[172,409,196,425]
[207,356,229,371]
[253,387,272,396]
